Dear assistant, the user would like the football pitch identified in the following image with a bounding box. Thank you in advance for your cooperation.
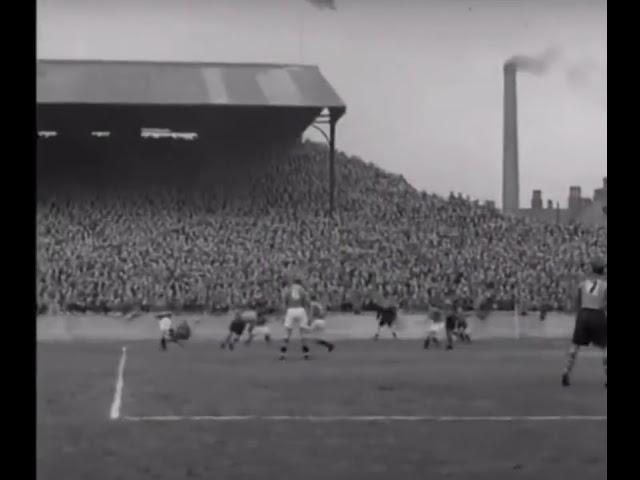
[37,339,607,480]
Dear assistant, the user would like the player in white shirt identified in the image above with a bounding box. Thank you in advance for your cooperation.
[158,312,175,351]
[423,305,446,349]
[280,276,311,360]
[158,312,190,351]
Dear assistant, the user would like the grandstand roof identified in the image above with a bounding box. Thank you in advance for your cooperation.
[37,60,346,112]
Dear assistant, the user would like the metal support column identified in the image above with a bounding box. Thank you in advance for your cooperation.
[329,119,336,216]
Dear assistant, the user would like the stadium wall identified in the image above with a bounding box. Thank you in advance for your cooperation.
[37,311,575,342]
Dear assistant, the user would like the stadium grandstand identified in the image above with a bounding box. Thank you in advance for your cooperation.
[37,59,606,317]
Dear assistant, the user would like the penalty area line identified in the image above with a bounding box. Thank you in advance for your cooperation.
[121,415,607,423]
[109,346,128,420]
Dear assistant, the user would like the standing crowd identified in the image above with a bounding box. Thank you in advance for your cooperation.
[37,141,606,315]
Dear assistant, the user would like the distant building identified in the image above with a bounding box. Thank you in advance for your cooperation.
[516,176,606,226]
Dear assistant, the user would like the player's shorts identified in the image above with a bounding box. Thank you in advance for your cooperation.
[160,326,175,340]
[378,310,397,327]
[455,318,468,330]
[445,315,457,331]
[229,319,247,336]
[429,322,445,334]
[284,307,309,329]
[572,309,607,348]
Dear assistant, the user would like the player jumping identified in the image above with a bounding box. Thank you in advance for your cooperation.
[280,276,312,360]
[562,257,607,388]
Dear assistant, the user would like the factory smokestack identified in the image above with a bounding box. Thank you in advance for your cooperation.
[502,62,519,214]
[502,48,559,214]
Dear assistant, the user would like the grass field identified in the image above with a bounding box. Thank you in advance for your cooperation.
[37,338,607,480]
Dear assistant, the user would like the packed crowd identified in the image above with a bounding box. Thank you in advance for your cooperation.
[36,141,607,315]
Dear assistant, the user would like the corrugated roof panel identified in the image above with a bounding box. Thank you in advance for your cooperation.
[200,67,230,104]
[37,60,346,109]
[221,66,269,105]
[255,68,303,106]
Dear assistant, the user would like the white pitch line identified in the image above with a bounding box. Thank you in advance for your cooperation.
[121,414,606,423]
[109,346,128,420]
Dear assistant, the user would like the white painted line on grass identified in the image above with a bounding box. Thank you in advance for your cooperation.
[121,414,606,423]
[109,346,128,420]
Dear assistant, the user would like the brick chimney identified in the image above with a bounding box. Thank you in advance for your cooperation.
[531,190,542,210]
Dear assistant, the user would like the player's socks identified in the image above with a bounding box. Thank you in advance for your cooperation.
[562,372,570,387]
[302,344,310,360]
[446,336,453,350]
[564,348,578,375]
[160,337,167,351]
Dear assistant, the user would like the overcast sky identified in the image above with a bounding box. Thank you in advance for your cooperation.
[37,0,606,207]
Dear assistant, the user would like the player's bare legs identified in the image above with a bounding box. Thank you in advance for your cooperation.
[220,332,232,349]
[300,326,310,360]
[373,324,382,341]
[279,328,293,360]
[374,324,397,340]
[562,345,580,386]
[445,328,454,350]
[244,325,255,345]
[221,332,241,351]
[423,331,440,349]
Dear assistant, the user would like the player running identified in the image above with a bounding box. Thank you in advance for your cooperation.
[562,257,607,388]
[373,298,399,340]
[280,276,312,360]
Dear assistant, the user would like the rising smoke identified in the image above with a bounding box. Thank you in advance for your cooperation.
[504,47,561,75]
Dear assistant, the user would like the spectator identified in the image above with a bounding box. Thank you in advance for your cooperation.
[36,141,606,314]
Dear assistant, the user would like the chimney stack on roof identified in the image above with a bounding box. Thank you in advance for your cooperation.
[531,190,543,210]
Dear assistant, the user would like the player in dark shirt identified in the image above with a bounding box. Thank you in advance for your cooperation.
[220,310,254,351]
[373,299,399,340]
[562,258,607,387]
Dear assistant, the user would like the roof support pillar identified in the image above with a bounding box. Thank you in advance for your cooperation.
[329,117,336,217]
